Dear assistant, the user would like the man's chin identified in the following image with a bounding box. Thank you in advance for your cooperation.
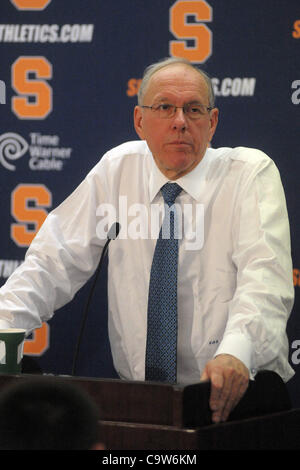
[160,162,196,179]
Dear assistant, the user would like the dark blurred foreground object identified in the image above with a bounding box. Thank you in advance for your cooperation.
[0,376,105,450]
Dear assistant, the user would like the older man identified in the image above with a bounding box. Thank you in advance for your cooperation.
[0,58,294,424]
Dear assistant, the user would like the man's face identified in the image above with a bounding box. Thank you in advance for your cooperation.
[134,64,219,180]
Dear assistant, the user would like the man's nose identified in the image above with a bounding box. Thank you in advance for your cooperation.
[172,107,187,130]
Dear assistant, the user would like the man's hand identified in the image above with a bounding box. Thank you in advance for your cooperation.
[200,354,249,423]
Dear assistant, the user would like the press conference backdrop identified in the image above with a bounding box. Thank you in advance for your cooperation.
[0,0,299,406]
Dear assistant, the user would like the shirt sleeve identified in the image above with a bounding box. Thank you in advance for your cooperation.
[214,152,294,380]
[0,164,107,334]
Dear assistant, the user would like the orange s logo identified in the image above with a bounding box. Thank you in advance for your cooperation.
[11,184,52,247]
[12,57,52,120]
[294,269,300,287]
[127,78,142,97]
[169,0,212,63]
[293,20,300,39]
[24,322,49,356]
[10,0,51,10]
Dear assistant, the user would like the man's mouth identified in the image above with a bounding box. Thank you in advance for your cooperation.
[168,141,190,145]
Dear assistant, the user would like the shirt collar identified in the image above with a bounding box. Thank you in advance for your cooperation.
[148,147,211,202]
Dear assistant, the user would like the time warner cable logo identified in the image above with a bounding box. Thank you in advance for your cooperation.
[0,80,5,104]
[0,133,28,170]
[292,80,300,104]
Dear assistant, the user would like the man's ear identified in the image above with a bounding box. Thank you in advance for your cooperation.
[208,108,219,142]
[134,106,145,140]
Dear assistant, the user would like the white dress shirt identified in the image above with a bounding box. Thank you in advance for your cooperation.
[0,141,295,383]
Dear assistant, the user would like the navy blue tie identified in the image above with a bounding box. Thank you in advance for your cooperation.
[145,182,182,383]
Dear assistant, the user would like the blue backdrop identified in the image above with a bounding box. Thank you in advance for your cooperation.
[0,0,299,406]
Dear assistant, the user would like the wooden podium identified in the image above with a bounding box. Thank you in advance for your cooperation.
[0,373,299,450]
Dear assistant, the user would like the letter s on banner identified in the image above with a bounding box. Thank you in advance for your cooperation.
[169,0,212,63]
[12,56,52,120]
[10,0,51,10]
[11,184,52,247]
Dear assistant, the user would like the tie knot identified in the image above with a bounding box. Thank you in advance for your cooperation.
[160,183,182,206]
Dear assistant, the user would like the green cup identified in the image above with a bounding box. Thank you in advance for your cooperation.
[0,329,26,375]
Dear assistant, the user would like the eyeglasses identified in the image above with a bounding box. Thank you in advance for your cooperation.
[141,103,213,120]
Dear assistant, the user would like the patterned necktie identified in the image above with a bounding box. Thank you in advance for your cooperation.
[145,182,182,383]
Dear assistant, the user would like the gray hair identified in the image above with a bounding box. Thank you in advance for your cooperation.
[137,57,215,108]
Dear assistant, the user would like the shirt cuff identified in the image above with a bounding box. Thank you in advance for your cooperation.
[214,332,256,378]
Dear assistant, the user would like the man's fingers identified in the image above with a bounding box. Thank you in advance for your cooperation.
[229,375,249,411]
[200,369,209,382]
[209,369,226,410]
[214,371,249,422]
[202,355,250,423]
[209,369,234,422]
